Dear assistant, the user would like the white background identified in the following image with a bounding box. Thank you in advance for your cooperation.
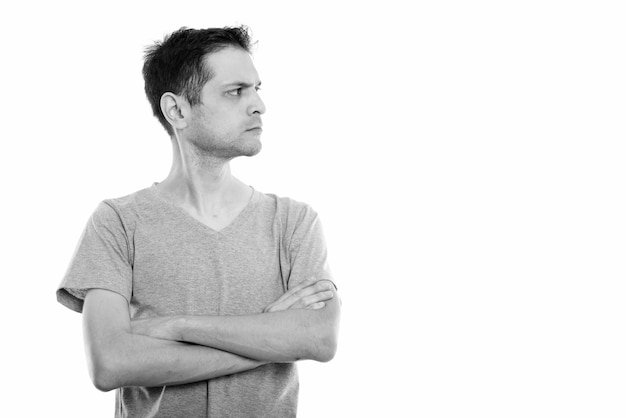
[1,1,625,417]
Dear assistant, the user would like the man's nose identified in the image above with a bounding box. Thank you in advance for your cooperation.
[248,90,266,116]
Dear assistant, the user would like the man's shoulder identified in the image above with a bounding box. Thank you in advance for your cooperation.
[102,185,154,208]
[257,189,312,211]
[92,185,159,226]
[256,190,319,226]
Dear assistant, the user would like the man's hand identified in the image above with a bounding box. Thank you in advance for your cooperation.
[263,278,335,313]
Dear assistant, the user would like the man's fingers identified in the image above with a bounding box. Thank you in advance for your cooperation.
[279,280,334,310]
[263,279,333,313]
[263,278,317,312]
[286,277,318,295]
[294,290,334,309]
[267,278,317,307]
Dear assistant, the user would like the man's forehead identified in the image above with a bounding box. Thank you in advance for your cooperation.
[204,47,260,85]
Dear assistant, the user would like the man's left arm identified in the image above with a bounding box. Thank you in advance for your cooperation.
[133,204,340,363]
[132,279,341,362]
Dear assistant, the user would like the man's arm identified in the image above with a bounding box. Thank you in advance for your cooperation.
[83,288,267,392]
[132,279,341,363]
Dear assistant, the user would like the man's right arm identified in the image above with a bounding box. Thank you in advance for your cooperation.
[82,288,266,392]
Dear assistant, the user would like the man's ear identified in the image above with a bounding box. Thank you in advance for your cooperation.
[160,92,191,131]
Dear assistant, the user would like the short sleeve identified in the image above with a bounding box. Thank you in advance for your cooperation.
[286,205,336,290]
[56,201,133,313]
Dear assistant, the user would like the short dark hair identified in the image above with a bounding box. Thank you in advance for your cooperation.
[143,26,253,135]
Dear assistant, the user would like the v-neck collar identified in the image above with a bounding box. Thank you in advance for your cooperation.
[149,183,260,236]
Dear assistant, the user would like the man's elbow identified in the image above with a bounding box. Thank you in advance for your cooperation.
[308,299,340,363]
[313,334,338,363]
[88,362,117,392]
[86,346,124,392]
[91,370,117,392]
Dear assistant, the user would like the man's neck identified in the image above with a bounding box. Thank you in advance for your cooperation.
[157,141,252,218]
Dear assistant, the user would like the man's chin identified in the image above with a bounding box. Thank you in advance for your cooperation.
[232,142,262,158]
[200,139,262,159]
[240,142,261,157]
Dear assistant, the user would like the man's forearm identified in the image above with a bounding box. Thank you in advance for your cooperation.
[90,331,266,391]
[148,295,340,363]
[83,288,270,392]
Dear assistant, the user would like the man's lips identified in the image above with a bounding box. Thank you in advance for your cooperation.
[245,119,263,131]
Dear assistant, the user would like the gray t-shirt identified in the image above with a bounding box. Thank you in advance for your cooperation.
[57,184,333,418]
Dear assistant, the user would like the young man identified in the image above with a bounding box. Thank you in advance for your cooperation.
[57,26,340,417]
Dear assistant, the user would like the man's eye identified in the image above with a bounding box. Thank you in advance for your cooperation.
[227,88,242,96]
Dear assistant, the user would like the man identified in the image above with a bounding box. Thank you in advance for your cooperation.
[57,26,340,417]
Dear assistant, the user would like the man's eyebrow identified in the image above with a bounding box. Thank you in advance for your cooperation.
[222,81,262,88]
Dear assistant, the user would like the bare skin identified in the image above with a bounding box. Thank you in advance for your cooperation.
[84,279,336,391]
[130,279,340,362]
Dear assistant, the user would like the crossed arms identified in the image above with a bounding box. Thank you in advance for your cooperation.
[83,279,341,392]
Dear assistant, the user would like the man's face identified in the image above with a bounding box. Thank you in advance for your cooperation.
[185,46,265,159]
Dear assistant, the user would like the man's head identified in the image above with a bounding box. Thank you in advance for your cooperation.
[143,26,254,137]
